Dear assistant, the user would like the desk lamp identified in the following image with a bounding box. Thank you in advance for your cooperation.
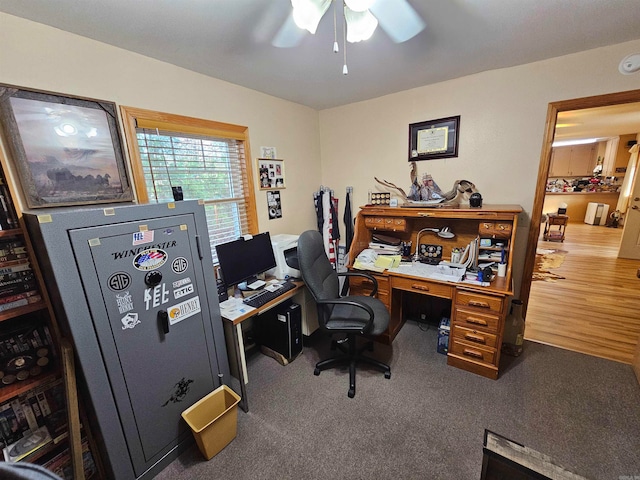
[412,227,455,262]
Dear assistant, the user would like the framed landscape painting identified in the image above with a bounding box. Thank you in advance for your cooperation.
[0,85,133,208]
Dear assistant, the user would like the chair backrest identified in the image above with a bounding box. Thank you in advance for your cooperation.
[297,230,340,304]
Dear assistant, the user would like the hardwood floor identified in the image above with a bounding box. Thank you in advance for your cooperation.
[525,221,640,364]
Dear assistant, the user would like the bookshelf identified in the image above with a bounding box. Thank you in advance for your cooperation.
[0,157,99,478]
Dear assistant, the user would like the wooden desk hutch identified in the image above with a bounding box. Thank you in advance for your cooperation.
[347,205,522,380]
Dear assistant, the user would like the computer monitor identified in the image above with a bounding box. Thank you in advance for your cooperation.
[215,232,277,289]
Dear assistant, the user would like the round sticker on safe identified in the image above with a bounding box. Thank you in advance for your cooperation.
[172,257,188,274]
[133,248,168,271]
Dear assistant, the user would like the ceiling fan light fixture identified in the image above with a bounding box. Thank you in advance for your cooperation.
[344,0,375,12]
[345,7,378,42]
[291,0,331,34]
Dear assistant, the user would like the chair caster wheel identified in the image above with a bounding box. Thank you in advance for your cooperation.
[314,368,321,376]
[348,389,355,398]
[384,371,391,379]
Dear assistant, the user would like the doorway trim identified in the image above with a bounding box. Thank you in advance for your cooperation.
[520,88,640,315]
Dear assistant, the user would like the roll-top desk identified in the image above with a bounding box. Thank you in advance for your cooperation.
[347,205,522,379]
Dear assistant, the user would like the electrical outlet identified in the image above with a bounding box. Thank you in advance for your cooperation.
[420,313,426,321]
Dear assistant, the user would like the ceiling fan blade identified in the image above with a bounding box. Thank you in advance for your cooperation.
[369,0,425,43]
[272,12,307,48]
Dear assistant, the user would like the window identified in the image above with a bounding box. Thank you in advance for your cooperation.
[120,106,258,263]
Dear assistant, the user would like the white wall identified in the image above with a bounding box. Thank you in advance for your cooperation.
[2,12,640,294]
[319,38,640,294]
[0,13,321,236]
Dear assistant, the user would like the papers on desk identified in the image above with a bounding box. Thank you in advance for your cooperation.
[219,297,256,321]
[388,262,466,283]
[352,249,402,272]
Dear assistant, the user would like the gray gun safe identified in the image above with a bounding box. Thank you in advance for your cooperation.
[23,200,230,480]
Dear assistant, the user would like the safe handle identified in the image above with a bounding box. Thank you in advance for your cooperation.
[159,310,169,334]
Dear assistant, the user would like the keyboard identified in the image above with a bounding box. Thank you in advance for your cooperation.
[243,281,297,308]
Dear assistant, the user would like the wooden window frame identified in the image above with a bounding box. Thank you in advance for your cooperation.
[119,106,258,236]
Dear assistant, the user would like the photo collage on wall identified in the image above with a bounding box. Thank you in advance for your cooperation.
[257,158,285,190]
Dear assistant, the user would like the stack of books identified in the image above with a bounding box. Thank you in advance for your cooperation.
[367,241,402,255]
[368,233,402,255]
[0,378,64,459]
[0,238,41,313]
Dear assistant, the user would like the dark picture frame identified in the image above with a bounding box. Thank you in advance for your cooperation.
[0,85,133,208]
[409,115,460,161]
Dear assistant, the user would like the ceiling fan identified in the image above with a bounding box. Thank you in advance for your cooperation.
[272,0,426,48]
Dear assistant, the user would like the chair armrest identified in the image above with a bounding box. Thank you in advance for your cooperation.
[316,298,375,333]
[338,271,378,296]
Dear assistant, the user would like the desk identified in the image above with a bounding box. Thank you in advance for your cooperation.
[348,205,522,379]
[221,281,308,412]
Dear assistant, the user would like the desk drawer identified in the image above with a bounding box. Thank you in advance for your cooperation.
[349,274,390,309]
[450,339,497,365]
[479,221,512,239]
[364,216,407,232]
[456,291,504,314]
[452,325,498,348]
[454,307,500,333]
[391,276,453,299]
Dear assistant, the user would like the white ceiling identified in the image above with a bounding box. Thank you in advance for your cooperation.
[555,103,640,142]
[2,0,640,112]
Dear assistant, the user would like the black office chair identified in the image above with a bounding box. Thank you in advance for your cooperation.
[297,230,391,398]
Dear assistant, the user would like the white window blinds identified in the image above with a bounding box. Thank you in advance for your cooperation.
[135,128,251,262]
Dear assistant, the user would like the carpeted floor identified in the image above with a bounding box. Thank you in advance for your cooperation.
[532,248,568,282]
[156,321,640,480]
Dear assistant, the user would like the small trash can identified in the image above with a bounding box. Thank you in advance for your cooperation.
[181,384,241,460]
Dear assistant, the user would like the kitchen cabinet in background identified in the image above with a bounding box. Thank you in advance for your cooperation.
[550,144,598,177]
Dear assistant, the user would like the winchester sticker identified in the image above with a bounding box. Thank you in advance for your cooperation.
[132,230,154,246]
[144,283,170,310]
[121,313,140,330]
[168,296,201,325]
[108,272,131,291]
[116,291,134,314]
[171,257,188,274]
[173,284,194,300]
[111,240,177,261]
[172,277,192,289]
[133,248,168,271]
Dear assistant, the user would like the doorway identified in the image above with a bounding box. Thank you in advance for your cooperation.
[520,89,640,364]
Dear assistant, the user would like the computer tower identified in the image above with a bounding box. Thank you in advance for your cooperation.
[258,301,302,360]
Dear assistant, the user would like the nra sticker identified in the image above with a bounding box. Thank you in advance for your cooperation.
[168,296,201,325]
[133,248,168,271]
[174,283,194,300]
[171,257,188,274]
[108,272,131,291]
